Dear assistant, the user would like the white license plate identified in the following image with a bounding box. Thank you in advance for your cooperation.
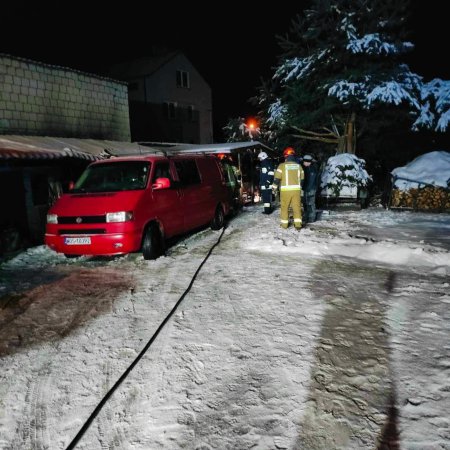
[64,237,91,245]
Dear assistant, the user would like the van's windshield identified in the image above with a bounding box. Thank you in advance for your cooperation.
[72,161,151,193]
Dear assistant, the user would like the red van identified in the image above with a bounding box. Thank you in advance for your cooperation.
[45,154,231,259]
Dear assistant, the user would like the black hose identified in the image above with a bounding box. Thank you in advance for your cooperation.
[65,226,226,450]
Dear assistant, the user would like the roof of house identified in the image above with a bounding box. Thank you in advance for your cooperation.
[107,52,180,80]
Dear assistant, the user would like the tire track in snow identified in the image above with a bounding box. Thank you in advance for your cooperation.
[8,344,55,450]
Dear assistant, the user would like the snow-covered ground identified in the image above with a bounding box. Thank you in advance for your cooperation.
[1,206,449,449]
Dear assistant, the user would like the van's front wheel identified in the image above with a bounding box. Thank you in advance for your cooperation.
[142,224,164,260]
[211,205,224,230]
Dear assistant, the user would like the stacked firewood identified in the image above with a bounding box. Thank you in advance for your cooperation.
[391,186,450,211]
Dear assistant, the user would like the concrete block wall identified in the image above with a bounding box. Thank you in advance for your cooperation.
[0,54,131,141]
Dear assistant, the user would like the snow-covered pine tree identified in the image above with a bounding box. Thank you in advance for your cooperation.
[223,118,248,143]
[257,0,449,159]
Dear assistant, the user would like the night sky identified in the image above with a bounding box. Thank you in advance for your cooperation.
[2,1,449,141]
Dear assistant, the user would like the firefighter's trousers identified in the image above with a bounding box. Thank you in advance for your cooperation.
[280,189,302,229]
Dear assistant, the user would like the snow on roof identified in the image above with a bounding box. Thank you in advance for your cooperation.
[391,150,450,190]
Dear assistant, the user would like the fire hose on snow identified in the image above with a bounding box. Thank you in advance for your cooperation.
[65,225,227,450]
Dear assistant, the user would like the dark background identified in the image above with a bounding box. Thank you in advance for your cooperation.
[2,1,450,141]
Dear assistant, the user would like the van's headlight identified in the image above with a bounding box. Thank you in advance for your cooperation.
[47,214,58,224]
[106,211,133,223]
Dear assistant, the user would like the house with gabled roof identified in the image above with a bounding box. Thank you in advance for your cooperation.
[107,50,213,145]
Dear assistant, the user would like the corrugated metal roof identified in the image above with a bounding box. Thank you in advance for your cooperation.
[139,141,277,156]
[0,136,276,161]
[0,136,157,161]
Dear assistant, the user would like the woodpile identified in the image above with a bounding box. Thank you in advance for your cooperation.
[391,186,450,211]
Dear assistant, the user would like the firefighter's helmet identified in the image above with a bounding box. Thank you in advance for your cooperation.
[283,147,295,157]
[258,151,268,161]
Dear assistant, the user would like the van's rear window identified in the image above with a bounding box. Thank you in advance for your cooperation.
[72,161,151,193]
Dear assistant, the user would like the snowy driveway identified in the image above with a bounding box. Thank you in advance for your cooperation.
[1,207,449,449]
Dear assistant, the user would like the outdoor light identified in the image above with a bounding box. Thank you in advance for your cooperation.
[245,118,259,141]
[247,119,257,130]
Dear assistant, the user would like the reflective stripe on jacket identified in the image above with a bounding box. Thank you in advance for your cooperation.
[274,162,304,191]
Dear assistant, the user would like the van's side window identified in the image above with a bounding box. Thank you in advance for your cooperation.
[174,160,201,186]
[153,162,171,181]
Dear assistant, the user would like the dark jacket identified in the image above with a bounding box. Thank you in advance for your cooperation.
[302,162,320,193]
[259,158,275,189]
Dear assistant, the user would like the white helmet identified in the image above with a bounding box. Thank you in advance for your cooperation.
[258,151,268,161]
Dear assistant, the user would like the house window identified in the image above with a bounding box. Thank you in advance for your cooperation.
[164,102,177,119]
[176,70,190,88]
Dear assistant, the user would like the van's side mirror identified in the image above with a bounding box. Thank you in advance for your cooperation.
[152,177,171,190]
[68,181,75,190]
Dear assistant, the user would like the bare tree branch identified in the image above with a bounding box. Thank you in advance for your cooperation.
[292,134,339,144]
[291,126,337,138]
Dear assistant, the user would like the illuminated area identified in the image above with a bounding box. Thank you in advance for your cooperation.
[246,118,257,130]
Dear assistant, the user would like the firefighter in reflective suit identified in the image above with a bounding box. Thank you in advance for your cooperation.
[272,147,304,230]
[257,151,275,214]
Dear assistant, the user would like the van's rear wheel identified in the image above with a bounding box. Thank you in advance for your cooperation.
[211,205,224,230]
[142,224,164,260]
